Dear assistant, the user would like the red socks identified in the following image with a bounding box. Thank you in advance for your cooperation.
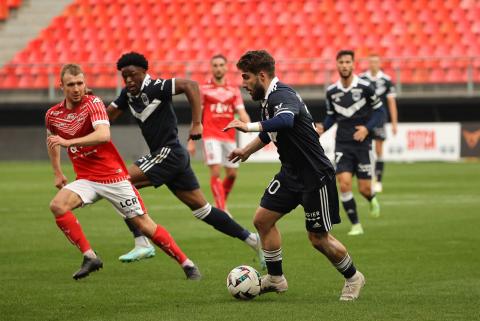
[222,176,236,200]
[55,211,91,253]
[210,176,226,210]
[151,225,187,265]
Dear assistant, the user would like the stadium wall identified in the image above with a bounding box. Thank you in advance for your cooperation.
[1,96,479,160]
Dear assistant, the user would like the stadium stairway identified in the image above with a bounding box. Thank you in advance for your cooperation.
[0,0,71,66]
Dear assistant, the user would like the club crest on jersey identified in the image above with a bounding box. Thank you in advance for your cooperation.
[352,89,362,101]
[141,93,149,106]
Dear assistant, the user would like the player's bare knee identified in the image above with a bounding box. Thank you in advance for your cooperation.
[308,231,329,249]
[49,199,67,216]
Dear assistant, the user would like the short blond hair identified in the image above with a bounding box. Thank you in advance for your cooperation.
[60,64,83,83]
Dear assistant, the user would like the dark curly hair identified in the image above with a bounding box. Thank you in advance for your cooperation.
[236,50,275,77]
[116,52,149,71]
[336,50,355,61]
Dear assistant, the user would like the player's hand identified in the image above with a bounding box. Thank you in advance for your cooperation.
[315,123,324,136]
[47,135,71,148]
[187,139,196,156]
[189,122,203,140]
[353,126,369,142]
[392,123,398,136]
[223,119,248,133]
[228,148,250,163]
[54,173,68,189]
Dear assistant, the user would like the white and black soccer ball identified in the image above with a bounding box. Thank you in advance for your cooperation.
[226,265,261,300]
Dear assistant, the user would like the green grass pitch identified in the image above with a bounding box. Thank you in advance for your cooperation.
[0,161,479,321]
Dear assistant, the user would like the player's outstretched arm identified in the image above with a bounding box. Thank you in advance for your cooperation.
[237,108,251,123]
[106,104,124,123]
[228,136,266,163]
[175,79,203,140]
[46,131,67,189]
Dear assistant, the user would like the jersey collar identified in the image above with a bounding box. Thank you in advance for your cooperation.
[364,70,384,81]
[140,74,152,91]
[336,75,359,92]
[264,76,279,100]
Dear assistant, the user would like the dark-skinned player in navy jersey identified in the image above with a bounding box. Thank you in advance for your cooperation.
[317,50,384,236]
[105,52,264,268]
[224,50,365,301]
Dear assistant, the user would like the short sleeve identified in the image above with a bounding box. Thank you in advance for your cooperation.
[45,110,54,134]
[150,78,174,101]
[269,91,299,117]
[111,89,129,111]
[386,79,397,98]
[88,96,110,127]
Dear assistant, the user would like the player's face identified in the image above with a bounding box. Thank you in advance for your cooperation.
[61,72,86,105]
[368,56,381,73]
[336,55,354,79]
[211,58,227,81]
[241,71,265,101]
[121,65,147,96]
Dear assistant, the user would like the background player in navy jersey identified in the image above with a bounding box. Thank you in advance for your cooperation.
[224,50,365,301]
[105,52,264,267]
[317,50,384,236]
[360,54,398,193]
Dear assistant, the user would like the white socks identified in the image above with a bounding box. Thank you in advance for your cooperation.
[135,236,151,248]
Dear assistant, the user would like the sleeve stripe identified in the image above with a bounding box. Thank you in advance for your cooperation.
[235,104,245,110]
[387,93,397,98]
[372,102,383,109]
[275,110,295,116]
[110,102,118,108]
[92,120,110,127]
[172,78,176,95]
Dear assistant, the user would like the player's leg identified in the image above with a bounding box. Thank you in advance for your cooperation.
[303,179,364,300]
[174,186,264,268]
[357,145,380,218]
[101,180,200,280]
[335,146,363,235]
[373,125,387,193]
[204,139,226,210]
[117,162,155,262]
[222,141,240,203]
[50,180,103,279]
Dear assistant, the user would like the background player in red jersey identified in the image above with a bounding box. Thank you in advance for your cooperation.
[187,54,251,212]
[46,64,200,280]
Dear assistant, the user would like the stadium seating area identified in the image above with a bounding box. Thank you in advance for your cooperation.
[0,0,22,21]
[1,0,479,89]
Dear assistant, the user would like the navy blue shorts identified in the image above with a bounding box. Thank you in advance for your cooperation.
[134,144,200,192]
[372,113,387,141]
[260,174,340,233]
[335,142,375,179]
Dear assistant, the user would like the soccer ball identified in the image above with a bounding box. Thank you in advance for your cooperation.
[226,265,261,300]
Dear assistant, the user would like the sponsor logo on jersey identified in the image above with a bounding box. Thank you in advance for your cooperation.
[66,113,77,121]
[141,93,149,106]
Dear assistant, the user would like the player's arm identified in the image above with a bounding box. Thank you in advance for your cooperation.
[106,104,124,122]
[236,108,251,123]
[174,79,203,140]
[228,135,267,163]
[318,93,336,135]
[46,130,67,189]
[387,95,398,135]
[47,124,111,149]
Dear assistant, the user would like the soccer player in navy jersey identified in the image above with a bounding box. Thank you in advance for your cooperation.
[360,54,398,193]
[317,50,384,236]
[105,52,264,268]
[224,50,365,301]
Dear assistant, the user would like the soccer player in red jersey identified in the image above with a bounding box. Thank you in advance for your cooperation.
[187,54,251,212]
[46,64,201,280]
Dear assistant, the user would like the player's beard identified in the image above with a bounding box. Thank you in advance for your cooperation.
[340,69,352,80]
[251,80,265,101]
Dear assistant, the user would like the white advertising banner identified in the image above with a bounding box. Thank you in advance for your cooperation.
[239,123,461,162]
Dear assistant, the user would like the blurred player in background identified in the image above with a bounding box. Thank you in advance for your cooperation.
[46,64,201,280]
[106,52,265,268]
[317,50,384,236]
[187,54,251,212]
[360,54,398,193]
[224,50,365,301]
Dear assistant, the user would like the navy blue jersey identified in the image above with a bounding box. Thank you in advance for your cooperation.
[325,75,383,145]
[360,71,396,120]
[111,75,179,153]
[261,78,335,191]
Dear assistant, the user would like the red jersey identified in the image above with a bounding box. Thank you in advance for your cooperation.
[45,95,129,184]
[201,80,245,141]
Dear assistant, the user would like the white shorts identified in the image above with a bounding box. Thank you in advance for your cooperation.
[64,179,146,219]
[202,138,239,168]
